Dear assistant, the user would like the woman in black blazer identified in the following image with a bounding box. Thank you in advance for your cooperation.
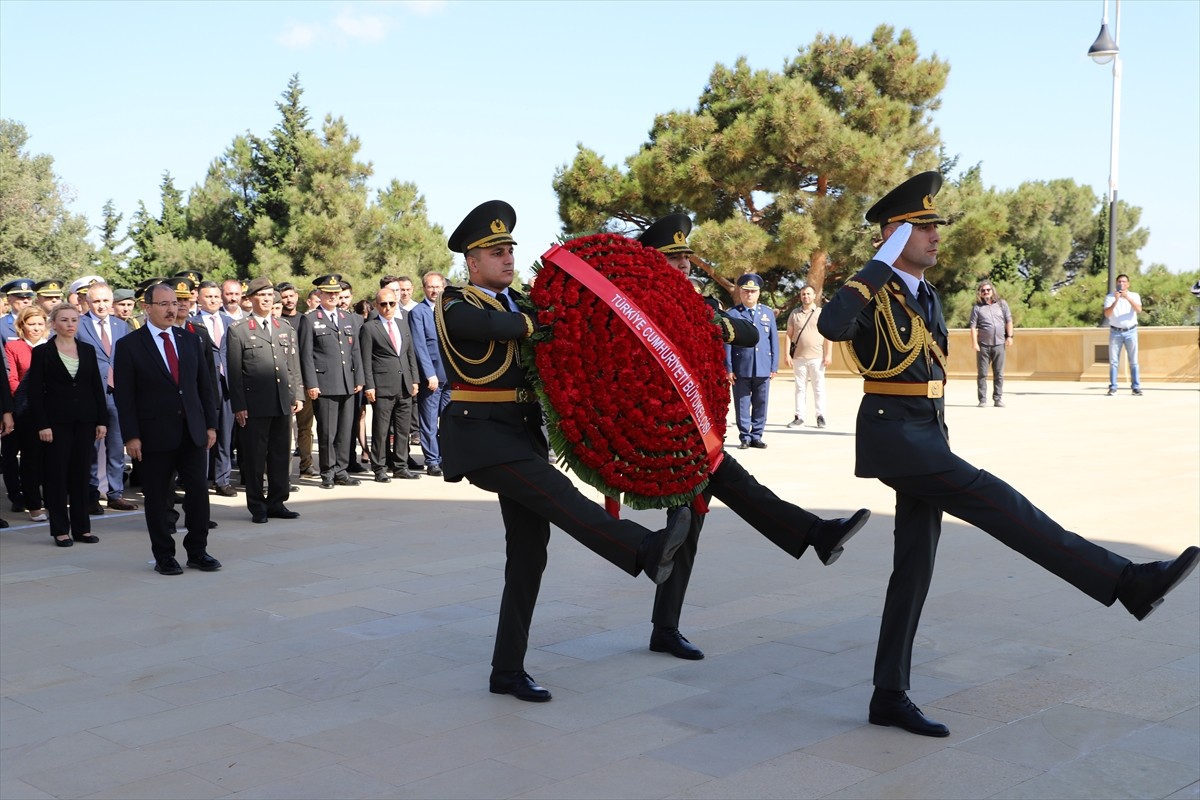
[26,304,108,546]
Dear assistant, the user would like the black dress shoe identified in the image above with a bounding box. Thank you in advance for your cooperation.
[186,553,222,571]
[320,479,334,489]
[425,466,443,477]
[392,469,420,480]
[639,506,692,584]
[649,627,705,660]
[334,476,361,487]
[737,442,750,450]
[1118,546,1200,620]
[750,439,767,449]
[251,514,268,524]
[373,471,392,483]
[72,533,100,543]
[54,535,74,547]
[267,507,300,519]
[208,520,218,529]
[808,508,871,566]
[489,670,552,702]
[869,689,949,737]
[155,557,183,575]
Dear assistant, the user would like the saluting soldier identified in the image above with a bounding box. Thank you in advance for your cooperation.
[637,214,870,662]
[818,171,1200,738]
[226,277,304,524]
[297,274,363,489]
[439,200,692,703]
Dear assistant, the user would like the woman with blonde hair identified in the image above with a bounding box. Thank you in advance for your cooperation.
[24,304,107,545]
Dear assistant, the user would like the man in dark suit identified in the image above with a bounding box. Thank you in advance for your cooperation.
[818,171,1200,737]
[440,200,692,704]
[226,277,304,524]
[359,287,421,483]
[113,282,220,575]
[194,280,238,497]
[407,272,449,477]
[74,281,138,513]
[297,274,363,489]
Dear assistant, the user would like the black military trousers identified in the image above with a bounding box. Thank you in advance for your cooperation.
[313,393,354,481]
[368,394,413,474]
[874,453,1131,691]
[240,414,292,516]
[652,453,822,629]
[466,456,656,671]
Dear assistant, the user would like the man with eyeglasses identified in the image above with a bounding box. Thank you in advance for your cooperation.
[113,282,219,576]
[726,273,778,449]
[968,281,1013,407]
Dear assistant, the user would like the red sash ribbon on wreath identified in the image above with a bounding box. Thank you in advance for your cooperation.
[542,244,725,518]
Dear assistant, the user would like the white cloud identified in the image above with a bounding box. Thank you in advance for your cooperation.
[395,0,447,16]
[276,20,323,49]
[333,8,391,43]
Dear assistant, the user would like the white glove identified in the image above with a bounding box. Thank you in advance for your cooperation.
[875,222,912,267]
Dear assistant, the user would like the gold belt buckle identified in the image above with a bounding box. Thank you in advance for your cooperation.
[927,381,943,399]
[515,388,535,403]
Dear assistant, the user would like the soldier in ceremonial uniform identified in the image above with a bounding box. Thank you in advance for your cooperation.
[637,214,870,661]
[226,277,304,524]
[297,274,363,489]
[440,200,692,703]
[33,279,66,314]
[818,171,1200,737]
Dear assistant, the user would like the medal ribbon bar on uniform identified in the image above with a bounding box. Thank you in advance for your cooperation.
[541,244,725,516]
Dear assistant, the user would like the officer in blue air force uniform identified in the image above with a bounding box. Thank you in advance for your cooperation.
[818,171,1200,739]
[437,200,692,704]
[725,273,778,449]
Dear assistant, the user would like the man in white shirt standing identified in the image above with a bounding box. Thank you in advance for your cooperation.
[784,285,833,428]
[1103,273,1142,396]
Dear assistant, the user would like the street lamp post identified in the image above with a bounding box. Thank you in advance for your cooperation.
[1088,0,1121,293]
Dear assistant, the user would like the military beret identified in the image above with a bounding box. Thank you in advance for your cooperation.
[112,288,136,302]
[639,214,694,255]
[246,276,274,296]
[865,171,948,227]
[448,200,517,254]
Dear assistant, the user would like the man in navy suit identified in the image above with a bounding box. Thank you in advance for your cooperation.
[359,287,421,482]
[194,280,237,496]
[74,282,138,512]
[113,283,219,576]
[725,274,778,449]
[407,272,448,477]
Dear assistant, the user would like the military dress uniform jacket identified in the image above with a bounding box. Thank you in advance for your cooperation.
[724,304,778,376]
[818,259,954,479]
[226,317,303,417]
[297,307,361,396]
[437,286,541,482]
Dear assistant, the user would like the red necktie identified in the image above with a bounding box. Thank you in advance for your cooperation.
[210,313,223,347]
[386,320,399,352]
[99,317,111,356]
[160,331,179,383]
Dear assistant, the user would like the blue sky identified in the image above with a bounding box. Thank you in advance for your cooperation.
[2,0,1197,276]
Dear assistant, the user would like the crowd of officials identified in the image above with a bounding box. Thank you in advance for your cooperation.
[0,271,448,563]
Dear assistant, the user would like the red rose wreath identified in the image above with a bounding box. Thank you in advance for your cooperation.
[524,233,729,510]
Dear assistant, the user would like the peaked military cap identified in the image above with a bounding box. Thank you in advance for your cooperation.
[448,200,517,254]
[34,279,65,297]
[69,275,104,294]
[2,278,35,297]
[639,213,694,255]
[136,277,169,301]
[312,273,344,292]
[171,277,196,299]
[865,171,948,227]
[736,273,764,288]
[174,270,204,284]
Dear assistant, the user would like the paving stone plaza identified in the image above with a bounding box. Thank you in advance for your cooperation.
[2,377,1197,799]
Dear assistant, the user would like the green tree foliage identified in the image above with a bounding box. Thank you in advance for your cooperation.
[126,172,235,282]
[185,76,450,287]
[92,198,132,279]
[0,119,93,279]
[553,26,949,306]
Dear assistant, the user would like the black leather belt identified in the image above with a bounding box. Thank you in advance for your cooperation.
[1110,325,1137,332]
